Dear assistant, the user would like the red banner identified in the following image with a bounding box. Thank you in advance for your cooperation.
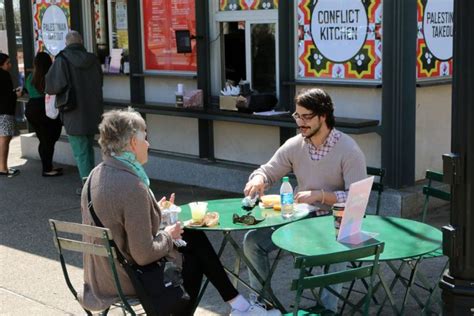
[143,0,196,72]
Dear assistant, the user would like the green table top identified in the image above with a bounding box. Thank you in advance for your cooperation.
[178,198,309,231]
[271,215,442,261]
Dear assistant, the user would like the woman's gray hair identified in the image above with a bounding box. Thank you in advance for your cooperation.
[98,108,146,156]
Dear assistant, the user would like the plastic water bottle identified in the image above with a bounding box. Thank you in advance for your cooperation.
[280,177,294,219]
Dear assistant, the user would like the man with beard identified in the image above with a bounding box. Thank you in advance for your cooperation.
[242,88,367,314]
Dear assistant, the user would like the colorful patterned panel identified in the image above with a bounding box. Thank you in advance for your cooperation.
[32,0,70,56]
[417,0,453,79]
[297,0,382,81]
[219,0,278,11]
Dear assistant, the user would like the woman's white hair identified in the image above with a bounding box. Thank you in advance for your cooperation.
[98,107,146,156]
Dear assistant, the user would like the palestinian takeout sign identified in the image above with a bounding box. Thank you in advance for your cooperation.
[298,0,382,81]
[33,0,70,56]
[417,0,453,79]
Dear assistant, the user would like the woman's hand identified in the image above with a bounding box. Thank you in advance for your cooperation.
[164,222,184,240]
[294,190,320,204]
[158,193,176,209]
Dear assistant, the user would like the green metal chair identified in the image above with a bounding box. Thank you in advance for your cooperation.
[378,170,450,314]
[49,219,140,316]
[366,167,386,215]
[285,242,385,316]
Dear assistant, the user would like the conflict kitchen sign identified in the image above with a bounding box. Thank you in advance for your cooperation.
[417,0,453,79]
[33,0,70,56]
[297,0,382,81]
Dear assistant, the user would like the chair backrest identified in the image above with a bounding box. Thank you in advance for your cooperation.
[290,242,384,316]
[421,170,451,223]
[367,167,386,215]
[49,219,135,316]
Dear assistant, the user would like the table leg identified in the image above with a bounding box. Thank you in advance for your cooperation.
[382,259,426,310]
[375,272,400,316]
[226,233,286,312]
[421,259,448,315]
[399,257,422,315]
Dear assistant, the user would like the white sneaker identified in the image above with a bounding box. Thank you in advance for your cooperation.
[230,303,281,316]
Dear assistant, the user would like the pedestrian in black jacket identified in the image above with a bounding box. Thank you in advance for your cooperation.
[45,31,103,189]
[0,53,21,177]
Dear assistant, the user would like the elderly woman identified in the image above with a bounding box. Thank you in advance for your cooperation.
[81,108,280,315]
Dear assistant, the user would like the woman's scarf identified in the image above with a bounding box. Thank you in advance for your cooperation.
[113,151,150,187]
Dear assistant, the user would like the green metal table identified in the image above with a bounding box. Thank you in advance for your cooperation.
[178,198,309,311]
[271,215,442,315]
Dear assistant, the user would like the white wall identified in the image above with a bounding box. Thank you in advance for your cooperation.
[415,84,452,180]
[146,114,199,156]
[103,75,130,101]
[213,121,280,165]
[145,77,197,104]
[295,85,382,168]
[352,133,381,168]
[295,85,382,121]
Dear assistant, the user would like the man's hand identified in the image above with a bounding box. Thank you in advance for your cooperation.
[164,222,184,240]
[243,174,266,198]
[294,190,320,204]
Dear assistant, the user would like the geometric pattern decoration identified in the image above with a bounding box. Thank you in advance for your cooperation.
[416,0,453,79]
[297,0,382,81]
[32,0,70,55]
[219,0,278,11]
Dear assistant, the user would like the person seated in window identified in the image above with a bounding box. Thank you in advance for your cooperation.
[80,108,281,316]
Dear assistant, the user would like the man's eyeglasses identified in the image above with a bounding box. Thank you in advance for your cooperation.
[292,112,317,122]
[232,213,265,225]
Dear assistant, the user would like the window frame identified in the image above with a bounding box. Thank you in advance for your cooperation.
[211,7,279,97]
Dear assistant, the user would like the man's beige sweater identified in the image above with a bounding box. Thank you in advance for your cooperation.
[251,132,367,210]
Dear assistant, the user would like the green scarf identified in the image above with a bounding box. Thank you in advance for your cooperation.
[113,151,150,187]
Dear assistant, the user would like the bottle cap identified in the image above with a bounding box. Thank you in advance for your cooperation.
[282,176,289,182]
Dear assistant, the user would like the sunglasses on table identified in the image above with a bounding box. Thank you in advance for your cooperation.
[232,213,265,225]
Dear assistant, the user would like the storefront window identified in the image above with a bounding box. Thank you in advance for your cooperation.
[215,2,278,96]
[251,23,276,93]
[91,0,128,72]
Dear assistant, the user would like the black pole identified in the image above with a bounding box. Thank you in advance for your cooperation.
[381,0,417,188]
[440,0,474,314]
[4,0,18,85]
[195,0,214,160]
[20,0,34,77]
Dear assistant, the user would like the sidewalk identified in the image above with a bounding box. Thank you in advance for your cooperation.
[1,136,449,315]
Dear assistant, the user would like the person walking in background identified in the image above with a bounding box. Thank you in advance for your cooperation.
[24,52,63,177]
[45,31,103,190]
[0,53,21,177]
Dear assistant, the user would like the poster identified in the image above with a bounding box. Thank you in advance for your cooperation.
[33,0,70,56]
[143,0,197,72]
[297,0,382,81]
[417,0,453,79]
[219,0,278,11]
